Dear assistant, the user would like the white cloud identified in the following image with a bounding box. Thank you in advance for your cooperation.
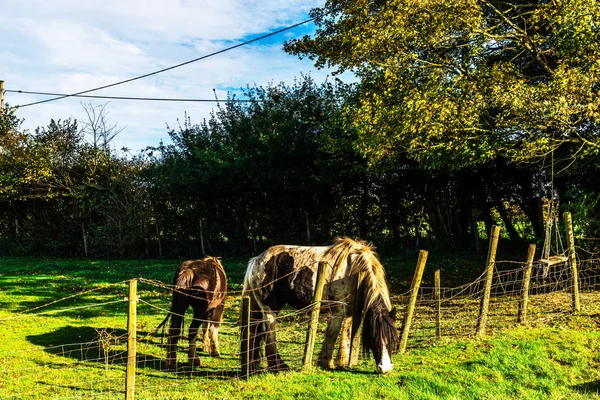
[1,0,347,152]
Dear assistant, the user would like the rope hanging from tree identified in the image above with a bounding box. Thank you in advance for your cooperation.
[540,150,567,270]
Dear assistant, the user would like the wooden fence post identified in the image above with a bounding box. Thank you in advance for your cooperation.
[240,295,251,379]
[517,244,536,324]
[471,209,480,254]
[399,250,428,354]
[434,269,441,338]
[0,81,4,111]
[476,225,500,337]
[125,279,137,400]
[564,212,581,313]
[303,261,327,370]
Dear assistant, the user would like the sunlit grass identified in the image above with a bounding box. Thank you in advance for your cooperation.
[1,257,600,399]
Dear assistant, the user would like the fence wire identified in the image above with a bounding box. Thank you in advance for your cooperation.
[2,257,600,398]
[401,258,587,348]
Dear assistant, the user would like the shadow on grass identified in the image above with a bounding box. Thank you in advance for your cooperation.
[26,325,241,378]
[572,380,600,394]
[0,276,130,317]
[35,381,124,397]
[330,367,380,375]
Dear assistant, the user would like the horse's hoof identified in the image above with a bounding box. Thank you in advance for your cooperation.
[269,362,290,373]
[317,360,336,370]
[166,361,177,371]
[245,363,262,376]
[210,351,221,358]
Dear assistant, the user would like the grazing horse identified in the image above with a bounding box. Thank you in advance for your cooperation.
[159,257,227,370]
[242,237,398,374]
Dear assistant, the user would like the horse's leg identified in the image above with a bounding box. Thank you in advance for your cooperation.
[246,303,264,374]
[336,316,360,367]
[206,304,224,357]
[318,306,345,370]
[263,308,289,372]
[188,301,207,367]
[336,316,353,367]
[201,321,210,353]
[166,304,185,370]
[207,323,220,357]
[349,322,361,366]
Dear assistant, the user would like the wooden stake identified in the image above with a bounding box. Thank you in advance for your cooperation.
[471,209,480,253]
[434,269,441,338]
[303,261,327,369]
[564,212,581,313]
[154,220,162,257]
[306,211,311,244]
[199,219,205,257]
[125,279,137,400]
[399,250,428,353]
[476,225,500,337]
[240,296,251,379]
[517,244,536,324]
[0,80,4,111]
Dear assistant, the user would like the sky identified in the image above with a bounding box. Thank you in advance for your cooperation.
[1,0,344,152]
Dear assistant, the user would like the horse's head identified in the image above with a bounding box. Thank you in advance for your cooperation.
[362,297,399,374]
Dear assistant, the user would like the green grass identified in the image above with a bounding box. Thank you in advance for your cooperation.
[1,257,600,399]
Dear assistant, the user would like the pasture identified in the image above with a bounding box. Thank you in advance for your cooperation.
[2,256,600,399]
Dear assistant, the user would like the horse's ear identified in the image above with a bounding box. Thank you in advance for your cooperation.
[389,307,397,321]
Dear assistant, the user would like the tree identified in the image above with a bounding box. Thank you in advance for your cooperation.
[0,102,151,257]
[285,0,600,170]
[147,77,386,254]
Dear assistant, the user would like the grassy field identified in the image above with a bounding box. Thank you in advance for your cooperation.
[1,256,600,399]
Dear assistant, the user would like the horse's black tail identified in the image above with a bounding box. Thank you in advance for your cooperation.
[146,308,173,346]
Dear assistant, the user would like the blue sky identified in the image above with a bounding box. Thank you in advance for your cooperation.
[1,0,344,152]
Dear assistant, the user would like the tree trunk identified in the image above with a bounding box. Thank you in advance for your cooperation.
[426,185,455,247]
[199,219,206,256]
[359,187,369,238]
[154,220,162,257]
[82,222,89,257]
[491,196,521,240]
[305,211,311,245]
[471,209,480,253]
[479,170,520,241]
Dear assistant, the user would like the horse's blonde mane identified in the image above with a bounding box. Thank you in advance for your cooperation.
[326,237,392,310]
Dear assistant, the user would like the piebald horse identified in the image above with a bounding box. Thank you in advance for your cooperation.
[158,257,227,370]
[242,238,398,374]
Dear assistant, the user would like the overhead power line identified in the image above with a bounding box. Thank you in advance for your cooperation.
[6,90,258,102]
[17,17,316,108]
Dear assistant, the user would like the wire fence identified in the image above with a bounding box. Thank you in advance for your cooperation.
[2,256,600,399]
[402,258,587,347]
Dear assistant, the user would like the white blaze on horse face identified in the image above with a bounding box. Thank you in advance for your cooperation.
[376,342,393,374]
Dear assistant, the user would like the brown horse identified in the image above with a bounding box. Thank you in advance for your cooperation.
[158,257,227,370]
[242,238,398,374]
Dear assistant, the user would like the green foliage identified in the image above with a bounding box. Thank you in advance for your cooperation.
[0,105,151,257]
[146,77,402,253]
[285,0,600,170]
[2,70,599,257]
